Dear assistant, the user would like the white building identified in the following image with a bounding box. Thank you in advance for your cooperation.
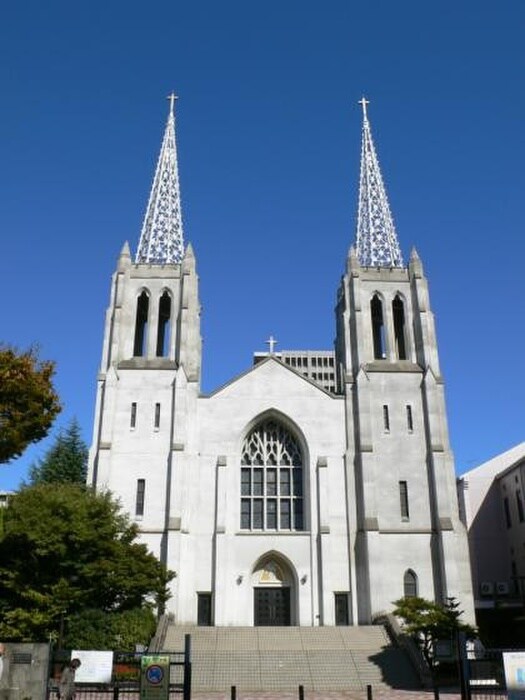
[458,442,525,607]
[88,97,474,627]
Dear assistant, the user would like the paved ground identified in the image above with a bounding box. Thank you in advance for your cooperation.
[188,692,463,700]
[66,692,465,700]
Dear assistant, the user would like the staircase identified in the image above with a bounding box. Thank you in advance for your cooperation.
[161,625,421,692]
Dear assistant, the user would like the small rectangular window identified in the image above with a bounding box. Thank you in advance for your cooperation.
[135,479,145,517]
[383,405,390,432]
[253,469,264,496]
[241,499,251,529]
[280,469,291,496]
[294,499,304,530]
[399,481,409,520]
[293,468,303,497]
[154,403,161,429]
[241,468,251,496]
[406,405,413,432]
[253,499,263,529]
[267,468,277,496]
[280,499,291,529]
[504,496,512,529]
[130,402,137,429]
[517,490,524,523]
[267,499,277,529]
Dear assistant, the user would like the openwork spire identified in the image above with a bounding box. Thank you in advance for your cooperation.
[355,98,403,268]
[136,94,184,264]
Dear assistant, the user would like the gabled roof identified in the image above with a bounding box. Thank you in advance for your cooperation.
[203,355,341,399]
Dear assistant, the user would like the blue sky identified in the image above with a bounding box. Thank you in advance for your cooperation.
[1,1,524,490]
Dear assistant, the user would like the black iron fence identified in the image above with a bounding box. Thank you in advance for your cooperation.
[467,648,507,700]
[47,636,191,700]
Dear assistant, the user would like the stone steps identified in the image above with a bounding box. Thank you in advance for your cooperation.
[161,626,421,692]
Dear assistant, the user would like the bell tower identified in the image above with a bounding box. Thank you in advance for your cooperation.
[336,99,474,623]
[88,96,201,567]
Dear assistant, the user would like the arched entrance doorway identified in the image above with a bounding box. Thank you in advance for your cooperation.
[252,554,295,626]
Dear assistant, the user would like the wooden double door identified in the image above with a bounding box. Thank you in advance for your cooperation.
[254,587,291,626]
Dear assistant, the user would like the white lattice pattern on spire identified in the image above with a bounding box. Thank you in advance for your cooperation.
[136,95,184,264]
[355,98,403,268]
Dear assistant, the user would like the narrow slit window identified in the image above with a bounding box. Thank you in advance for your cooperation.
[154,403,161,429]
[504,496,512,528]
[133,291,149,357]
[156,292,172,357]
[130,402,137,429]
[406,405,413,432]
[135,479,145,516]
[383,405,390,432]
[371,295,387,359]
[392,295,407,360]
[517,490,524,523]
[399,481,409,519]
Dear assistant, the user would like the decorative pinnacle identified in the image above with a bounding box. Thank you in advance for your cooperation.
[355,98,403,268]
[135,95,185,264]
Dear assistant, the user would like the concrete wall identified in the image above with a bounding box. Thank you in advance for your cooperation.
[2,643,50,700]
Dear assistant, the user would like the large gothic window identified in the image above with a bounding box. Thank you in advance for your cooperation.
[240,419,304,531]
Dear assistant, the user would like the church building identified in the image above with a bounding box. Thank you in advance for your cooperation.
[87,97,474,627]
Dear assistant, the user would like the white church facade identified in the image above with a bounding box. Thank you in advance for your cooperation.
[88,97,474,627]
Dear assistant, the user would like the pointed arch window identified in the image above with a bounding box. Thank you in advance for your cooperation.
[156,291,172,357]
[403,570,418,598]
[371,295,387,359]
[392,295,407,360]
[240,419,304,531]
[133,291,149,357]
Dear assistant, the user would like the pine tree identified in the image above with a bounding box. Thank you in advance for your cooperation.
[28,418,87,485]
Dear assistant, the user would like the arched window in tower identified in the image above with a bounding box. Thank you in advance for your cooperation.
[392,295,407,360]
[403,569,418,598]
[240,419,304,532]
[371,295,386,359]
[156,291,172,357]
[133,291,149,357]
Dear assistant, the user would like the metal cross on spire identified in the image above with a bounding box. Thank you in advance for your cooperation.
[355,97,404,268]
[135,94,185,265]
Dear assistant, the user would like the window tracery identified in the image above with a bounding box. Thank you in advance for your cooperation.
[240,419,304,531]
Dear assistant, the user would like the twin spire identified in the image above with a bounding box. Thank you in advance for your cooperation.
[355,98,403,268]
[135,95,403,269]
[136,93,185,265]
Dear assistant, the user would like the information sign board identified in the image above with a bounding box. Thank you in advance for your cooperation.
[71,650,114,684]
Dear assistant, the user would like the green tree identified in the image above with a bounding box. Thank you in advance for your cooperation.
[0,345,61,463]
[0,484,172,642]
[392,596,476,668]
[27,418,88,485]
[64,608,157,651]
